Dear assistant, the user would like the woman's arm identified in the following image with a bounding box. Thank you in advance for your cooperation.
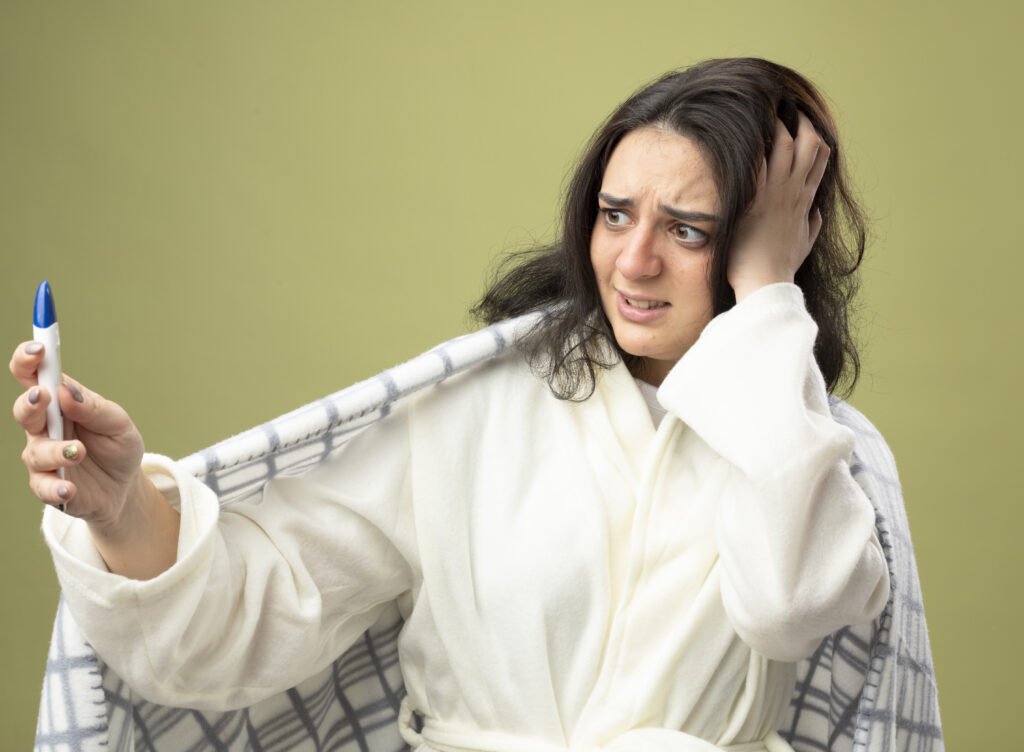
[40,406,416,711]
[658,282,890,662]
[14,342,415,708]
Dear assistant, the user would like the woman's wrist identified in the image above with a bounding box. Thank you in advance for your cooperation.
[88,470,182,580]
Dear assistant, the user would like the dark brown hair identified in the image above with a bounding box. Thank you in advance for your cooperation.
[473,57,867,400]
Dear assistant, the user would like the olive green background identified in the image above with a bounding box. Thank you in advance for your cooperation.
[1,1,1018,747]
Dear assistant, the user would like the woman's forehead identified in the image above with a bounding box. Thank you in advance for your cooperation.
[600,127,719,213]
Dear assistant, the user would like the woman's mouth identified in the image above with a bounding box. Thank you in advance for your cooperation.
[616,291,671,322]
[623,296,668,309]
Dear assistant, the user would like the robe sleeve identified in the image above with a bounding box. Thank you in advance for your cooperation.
[657,282,890,662]
[41,403,416,711]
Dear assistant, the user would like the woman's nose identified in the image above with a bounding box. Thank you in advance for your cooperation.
[616,226,661,279]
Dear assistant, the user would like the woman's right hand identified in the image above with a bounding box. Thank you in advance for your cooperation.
[10,340,146,529]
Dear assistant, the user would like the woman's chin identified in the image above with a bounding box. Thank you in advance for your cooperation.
[612,332,677,364]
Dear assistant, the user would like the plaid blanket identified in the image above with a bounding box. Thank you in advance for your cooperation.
[35,313,944,751]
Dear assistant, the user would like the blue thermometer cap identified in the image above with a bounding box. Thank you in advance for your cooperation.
[33,280,57,328]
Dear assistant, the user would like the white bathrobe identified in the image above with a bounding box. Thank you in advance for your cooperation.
[43,283,889,752]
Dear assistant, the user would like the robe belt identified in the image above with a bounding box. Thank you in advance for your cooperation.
[399,699,793,752]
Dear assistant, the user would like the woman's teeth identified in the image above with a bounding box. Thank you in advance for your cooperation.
[625,296,668,309]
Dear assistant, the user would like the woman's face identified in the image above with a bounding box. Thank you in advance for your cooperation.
[590,126,720,385]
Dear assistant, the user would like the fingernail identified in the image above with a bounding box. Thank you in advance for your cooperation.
[57,485,69,500]
[63,444,79,461]
[28,387,40,405]
[26,342,43,355]
[65,381,84,403]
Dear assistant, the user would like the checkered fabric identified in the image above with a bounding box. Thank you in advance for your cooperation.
[35,313,943,751]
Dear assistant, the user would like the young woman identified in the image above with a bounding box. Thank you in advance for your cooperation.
[12,58,889,751]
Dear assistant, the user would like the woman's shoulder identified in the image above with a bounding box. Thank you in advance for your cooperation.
[408,344,554,420]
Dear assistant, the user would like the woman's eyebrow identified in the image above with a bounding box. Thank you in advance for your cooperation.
[660,204,720,223]
[597,192,633,208]
[597,192,719,223]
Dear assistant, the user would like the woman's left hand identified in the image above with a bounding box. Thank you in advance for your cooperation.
[728,111,829,301]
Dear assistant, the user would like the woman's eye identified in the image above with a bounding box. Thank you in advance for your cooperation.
[601,209,628,226]
[674,224,708,245]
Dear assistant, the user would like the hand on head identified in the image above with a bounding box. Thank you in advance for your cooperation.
[727,110,829,302]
